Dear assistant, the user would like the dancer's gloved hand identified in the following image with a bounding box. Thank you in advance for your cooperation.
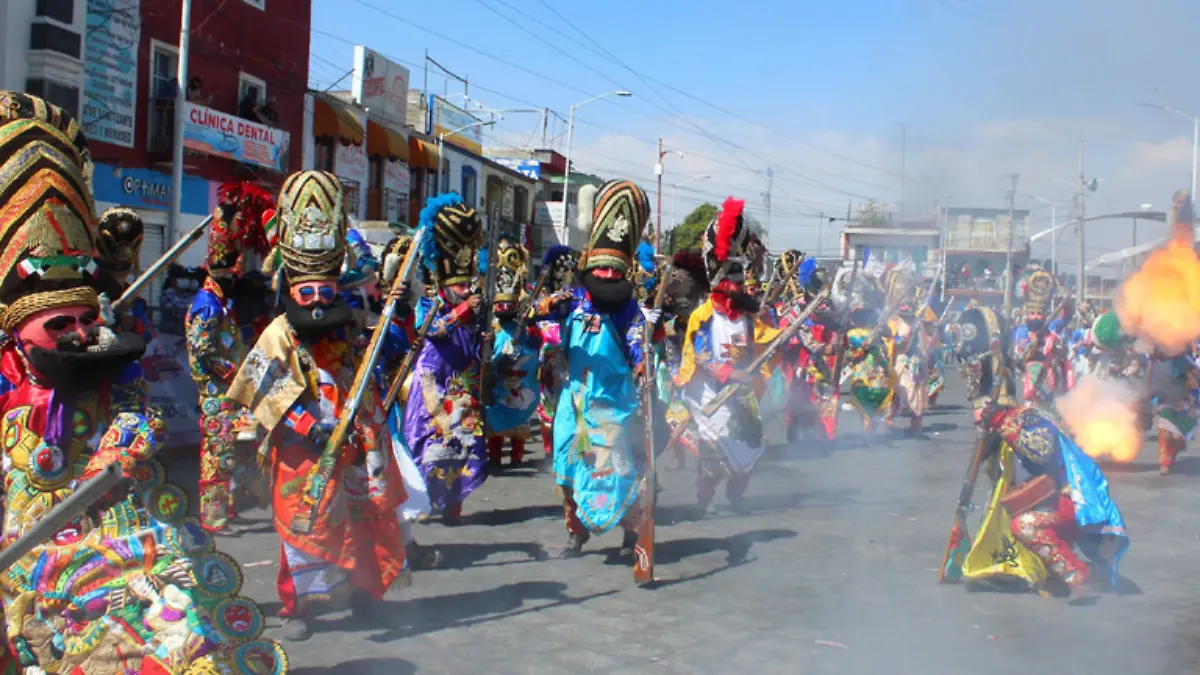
[308,422,333,449]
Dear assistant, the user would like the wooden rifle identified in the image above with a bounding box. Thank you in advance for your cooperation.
[504,263,554,357]
[938,370,1003,582]
[289,226,428,534]
[478,221,503,407]
[663,287,832,453]
[113,216,211,312]
[381,298,442,412]
[634,263,671,587]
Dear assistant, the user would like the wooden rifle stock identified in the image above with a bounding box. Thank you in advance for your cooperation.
[634,264,671,586]
[290,227,427,534]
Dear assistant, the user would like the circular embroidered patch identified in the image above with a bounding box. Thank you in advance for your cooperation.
[131,459,165,488]
[214,596,264,640]
[192,551,243,598]
[164,517,214,556]
[201,397,222,417]
[233,640,288,675]
[146,483,188,523]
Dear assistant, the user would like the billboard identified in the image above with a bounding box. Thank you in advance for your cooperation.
[92,163,213,215]
[491,157,541,180]
[82,0,140,147]
[181,102,290,171]
[429,95,483,155]
[352,46,409,129]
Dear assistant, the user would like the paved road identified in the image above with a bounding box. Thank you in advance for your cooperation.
[200,374,1200,675]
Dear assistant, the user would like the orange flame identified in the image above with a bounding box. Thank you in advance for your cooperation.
[1116,191,1200,357]
[1055,375,1143,464]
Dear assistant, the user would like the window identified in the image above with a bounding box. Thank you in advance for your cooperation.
[35,0,74,24]
[151,41,178,99]
[25,79,79,117]
[29,22,81,59]
[462,171,477,207]
[238,72,266,120]
[242,0,265,8]
[314,140,334,172]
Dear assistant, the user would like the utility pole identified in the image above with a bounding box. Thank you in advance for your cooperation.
[1002,174,1020,315]
[816,212,824,258]
[168,0,193,246]
[539,108,548,148]
[763,166,774,248]
[1077,141,1086,302]
[655,136,664,250]
[899,123,907,223]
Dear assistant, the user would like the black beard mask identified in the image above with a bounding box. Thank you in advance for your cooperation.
[582,272,634,314]
[729,290,761,314]
[283,296,355,341]
[27,332,146,391]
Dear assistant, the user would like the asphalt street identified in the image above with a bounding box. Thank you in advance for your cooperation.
[198,373,1200,675]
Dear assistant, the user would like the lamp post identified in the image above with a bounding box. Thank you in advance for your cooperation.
[670,173,711,242]
[1028,194,1070,276]
[1139,102,1199,205]
[436,119,496,194]
[561,90,632,243]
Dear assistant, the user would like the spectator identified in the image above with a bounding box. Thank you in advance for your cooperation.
[238,87,260,121]
[256,96,279,125]
[187,77,213,106]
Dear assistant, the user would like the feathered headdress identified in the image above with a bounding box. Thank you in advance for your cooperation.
[799,257,818,290]
[702,197,751,285]
[418,192,482,288]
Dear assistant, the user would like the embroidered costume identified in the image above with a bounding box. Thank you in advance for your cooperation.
[955,307,1128,600]
[1013,270,1070,406]
[533,246,584,463]
[403,194,488,521]
[553,180,650,558]
[485,235,542,467]
[885,270,937,431]
[186,183,272,532]
[227,170,406,642]
[0,91,286,675]
[674,198,782,514]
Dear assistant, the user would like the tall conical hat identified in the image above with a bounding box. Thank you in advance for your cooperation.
[95,207,144,276]
[0,91,101,332]
[884,267,914,312]
[492,234,528,305]
[582,180,649,275]
[270,170,348,283]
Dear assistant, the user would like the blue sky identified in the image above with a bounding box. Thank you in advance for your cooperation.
[310,0,1200,260]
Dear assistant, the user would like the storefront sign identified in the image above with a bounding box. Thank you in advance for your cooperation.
[82,0,140,147]
[352,46,409,129]
[491,157,541,181]
[92,163,214,214]
[383,159,411,224]
[429,95,483,154]
[181,102,290,171]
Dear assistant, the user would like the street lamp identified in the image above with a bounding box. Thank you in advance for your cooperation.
[436,120,496,194]
[1139,102,1199,204]
[670,174,711,236]
[1028,194,1071,276]
[561,90,633,242]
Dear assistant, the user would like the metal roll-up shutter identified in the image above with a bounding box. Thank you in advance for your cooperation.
[138,220,166,309]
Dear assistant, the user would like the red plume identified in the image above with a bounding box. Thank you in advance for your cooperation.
[715,197,744,262]
[217,180,275,255]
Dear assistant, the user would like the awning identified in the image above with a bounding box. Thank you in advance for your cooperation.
[367,119,410,162]
[408,136,446,170]
[312,96,363,146]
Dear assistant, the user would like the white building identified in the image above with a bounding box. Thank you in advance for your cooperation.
[1,0,88,116]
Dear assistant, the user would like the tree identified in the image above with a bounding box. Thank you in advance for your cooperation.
[852,200,891,228]
[667,203,718,253]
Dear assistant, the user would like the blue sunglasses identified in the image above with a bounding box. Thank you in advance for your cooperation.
[297,286,336,303]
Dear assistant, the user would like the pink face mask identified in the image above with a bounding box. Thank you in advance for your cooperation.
[290,280,338,308]
[16,305,98,352]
